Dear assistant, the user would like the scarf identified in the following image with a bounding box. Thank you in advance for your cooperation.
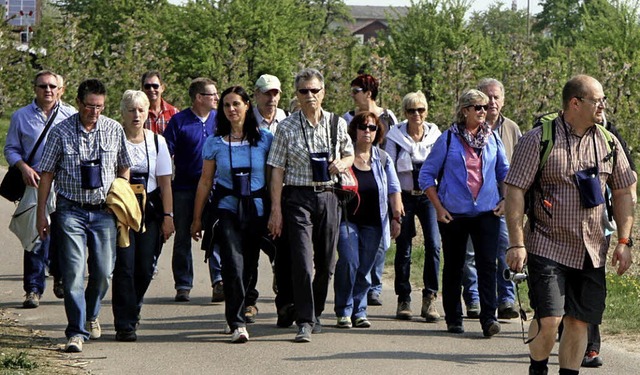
[451,121,492,149]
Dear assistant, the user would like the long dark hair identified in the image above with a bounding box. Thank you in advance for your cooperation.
[215,86,261,146]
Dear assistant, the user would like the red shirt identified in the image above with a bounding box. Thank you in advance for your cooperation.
[145,99,179,134]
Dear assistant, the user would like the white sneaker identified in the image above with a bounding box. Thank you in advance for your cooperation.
[86,319,101,340]
[65,336,83,352]
[231,327,249,343]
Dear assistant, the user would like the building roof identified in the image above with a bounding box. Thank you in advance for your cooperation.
[349,5,408,21]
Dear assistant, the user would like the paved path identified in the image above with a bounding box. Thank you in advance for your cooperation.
[1,168,640,374]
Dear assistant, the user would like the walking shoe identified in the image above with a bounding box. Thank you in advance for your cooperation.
[53,278,64,299]
[223,324,232,334]
[276,303,295,328]
[65,336,83,353]
[115,330,137,342]
[528,366,548,375]
[354,317,371,328]
[447,324,464,334]
[396,301,412,320]
[86,319,101,340]
[482,320,501,337]
[498,302,520,319]
[420,294,441,322]
[336,316,352,328]
[582,350,603,367]
[211,281,225,302]
[294,324,312,343]
[175,289,190,302]
[367,293,382,306]
[245,305,258,323]
[312,318,322,334]
[466,302,480,319]
[23,292,40,309]
[231,327,249,343]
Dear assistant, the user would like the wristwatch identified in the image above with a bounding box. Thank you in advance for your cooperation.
[618,237,634,247]
[163,212,174,218]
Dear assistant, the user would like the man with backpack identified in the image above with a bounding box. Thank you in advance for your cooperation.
[504,75,636,375]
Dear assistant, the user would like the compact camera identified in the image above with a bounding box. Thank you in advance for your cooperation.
[503,268,527,283]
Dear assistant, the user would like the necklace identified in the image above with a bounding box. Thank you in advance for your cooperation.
[358,152,371,165]
[230,133,244,140]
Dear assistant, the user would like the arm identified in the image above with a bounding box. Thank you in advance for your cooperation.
[191,159,216,241]
[4,114,40,187]
[493,181,506,216]
[611,185,634,275]
[157,174,174,241]
[504,184,527,272]
[36,172,54,240]
[388,191,403,239]
[268,167,285,238]
[425,186,452,223]
[118,166,130,181]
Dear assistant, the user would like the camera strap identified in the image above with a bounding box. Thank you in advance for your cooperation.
[514,281,539,345]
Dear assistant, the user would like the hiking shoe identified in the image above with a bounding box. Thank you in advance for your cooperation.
[447,324,464,334]
[367,293,382,306]
[231,327,249,343]
[23,292,40,309]
[245,305,258,323]
[498,302,520,319]
[276,303,295,328]
[65,336,83,353]
[354,317,371,328]
[53,278,64,299]
[211,281,225,302]
[86,319,101,340]
[175,289,190,302]
[482,320,501,337]
[295,325,312,343]
[336,316,352,328]
[115,330,137,342]
[582,350,603,367]
[466,302,480,319]
[396,301,412,320]
[312,318,322,334]
[420,294,440,322]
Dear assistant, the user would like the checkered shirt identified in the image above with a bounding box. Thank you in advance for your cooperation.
[144,99,179,134]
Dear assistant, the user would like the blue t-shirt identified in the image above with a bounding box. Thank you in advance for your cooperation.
[202,128,273,216]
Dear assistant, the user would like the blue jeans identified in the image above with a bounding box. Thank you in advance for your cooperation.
[334,223,383,318]
[462,217,515,305]
[367,240,386,297]
[23,237,50,295]
[56,197,117,340]
[171,190,221,290]
[394,193,441,302]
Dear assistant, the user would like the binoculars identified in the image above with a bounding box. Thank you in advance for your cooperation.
[503,268,527,283]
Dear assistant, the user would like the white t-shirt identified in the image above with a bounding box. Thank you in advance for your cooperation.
[126,129,172,192]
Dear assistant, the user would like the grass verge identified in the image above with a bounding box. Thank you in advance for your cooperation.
[1,113,10,166]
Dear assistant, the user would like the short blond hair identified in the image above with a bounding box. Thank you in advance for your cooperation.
[120,90,150,117]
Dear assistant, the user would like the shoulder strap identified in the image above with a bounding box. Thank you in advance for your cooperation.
[595,124,616,164]
[377,147,389,168]
[330,113,339,158]
[538,116,556,170]
[26,105,59,165]
[154,132,159,155]
[436,130,452,187]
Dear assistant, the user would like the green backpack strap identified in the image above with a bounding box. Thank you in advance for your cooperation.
[595,124,616,164]
[538,113,557,169]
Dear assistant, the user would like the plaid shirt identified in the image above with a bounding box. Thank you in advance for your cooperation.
[144,99,179,134]
[40,114,132,204]
[267,109,353,186]
[505,117,636,269]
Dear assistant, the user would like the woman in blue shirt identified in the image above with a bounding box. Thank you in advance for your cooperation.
[191,86,273,343]
[419,89,509,337]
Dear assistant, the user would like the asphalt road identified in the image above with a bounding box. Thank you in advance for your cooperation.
[1,168,639,374]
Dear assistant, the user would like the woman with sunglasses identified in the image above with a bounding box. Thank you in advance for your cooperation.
[419,89,509,337]
[333,111,402,328]
[384,91,442,323]
[190,86,273,343]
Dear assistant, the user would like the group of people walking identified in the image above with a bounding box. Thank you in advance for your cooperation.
[4,67,637,375]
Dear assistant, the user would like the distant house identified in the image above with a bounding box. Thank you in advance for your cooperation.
[3,0,41,43]
[347,5,408,43]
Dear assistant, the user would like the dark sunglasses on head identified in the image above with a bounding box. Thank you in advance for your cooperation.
[351,87,364,94]
[144,83,160,90]
[357,124,378,131]
[37,84,57,90]
[406,107,426,115]
[469,104,489,111]
[297,88,322,95]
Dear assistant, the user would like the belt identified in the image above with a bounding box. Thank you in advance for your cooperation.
[65,198,107,211]
[285,185,336,193]
[402,190,424,196]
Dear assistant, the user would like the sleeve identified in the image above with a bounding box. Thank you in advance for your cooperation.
[418,130,449,191]
[155,134,173,177]
[201,135,218,161]
[608,123,636,172]
[608,135,637,190]
[494,133,509,183]
[337,117,354,158]
[38,127,62,173]
[384,155,401,194]
[163,116,178,156]
[267,125,288,169]
[4,112,23,167]
[503,130,541,190]
[384,127,399,164]
[116,126,133,168]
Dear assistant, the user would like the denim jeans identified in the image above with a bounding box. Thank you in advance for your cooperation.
[172,189,221,291]
[334,222,383,318]
[23,237,50,295]
[439,212,500,327]
[394,193,441,302]
[462,217,515,305]
[56,197,116,340]
[367,239,386,297]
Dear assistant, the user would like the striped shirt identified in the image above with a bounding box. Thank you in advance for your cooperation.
[144,99,179,134]
[505,117,636,269]
[267,109,353,186]
[40,114,132,204]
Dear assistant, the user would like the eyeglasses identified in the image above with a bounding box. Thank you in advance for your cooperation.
[297,88,322,95]
[351,87,364,94]
[577,96,607,107]
[82,102,104,111]
[143,83,160,90]
[406,107,426,115]
[36,84,57,90]
[200,92,219,97]
[468,104,489,111]
[357,124,378,131]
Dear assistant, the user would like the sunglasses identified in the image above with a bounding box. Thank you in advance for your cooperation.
[37,84,57,90]
[468,104,489,111]
[357,124,378,131]
[199,92,219,97]
[297,88,322,95]
[143,83,160,90]
[351,87,364,94]
[406,107,426,115]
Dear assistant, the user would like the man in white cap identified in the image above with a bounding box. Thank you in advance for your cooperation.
[253,74,288,133]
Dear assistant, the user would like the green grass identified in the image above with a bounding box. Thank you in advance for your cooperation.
[603,272,640,334]
[0,114,9,166]
[0,351,38,370]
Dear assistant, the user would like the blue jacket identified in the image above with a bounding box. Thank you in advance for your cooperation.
[419,128,509,217]
[369,146,401,250]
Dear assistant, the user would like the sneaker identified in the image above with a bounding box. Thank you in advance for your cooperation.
[354,317,371,328]
[245,305,258,323]
[65,336,83,353]
[294,324,312,343]
[498,302,520,319]
[482,320,501,337]
[420,294,441,322]
[211,281,225,302]
[276,303,295,328]
[447,324,464,334]
[466,302,480,319]
[175,289,190,302]
[223,324,232,334]
[367,293,382,306]
[396,301,412,320]
[53,278,64,299]
[312,318,322,334]
[582,350,603,367]
[231,327,249,343]
[336,316,352,328]
[23,292,40,309]
[86,319,101,340]
[115,330,137,342]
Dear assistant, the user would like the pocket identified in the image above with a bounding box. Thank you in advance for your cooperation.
[62,143,80,171]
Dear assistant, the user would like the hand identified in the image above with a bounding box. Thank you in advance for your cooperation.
[436,206,453,223]
[162,217,175,242]
[37,213,49,240]
[390,220,401,239]
[190,220,202,242]
[328,159,345,176]
[611,244,633,276]
[493,199,505,217]
[268,209,282,239]
[20,164,40,188]
[506,246,527,273]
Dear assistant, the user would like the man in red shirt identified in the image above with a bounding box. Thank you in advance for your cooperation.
[141,71,179,134]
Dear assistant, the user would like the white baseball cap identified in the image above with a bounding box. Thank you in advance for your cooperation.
[255,74,281,93]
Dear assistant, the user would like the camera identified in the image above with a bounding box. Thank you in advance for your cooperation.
[503,268,527,283]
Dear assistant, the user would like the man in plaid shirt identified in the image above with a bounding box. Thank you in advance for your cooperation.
[141,71,179,134]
